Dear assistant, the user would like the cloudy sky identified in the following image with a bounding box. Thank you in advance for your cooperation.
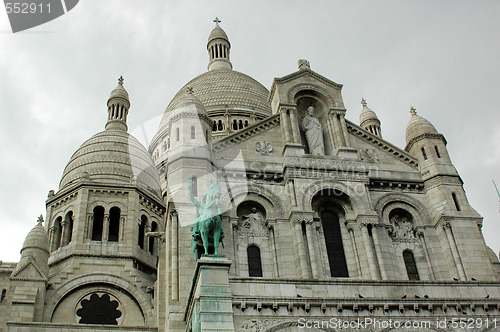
[0,1,498,262]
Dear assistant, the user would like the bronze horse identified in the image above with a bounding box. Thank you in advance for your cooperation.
[188,178,224,260]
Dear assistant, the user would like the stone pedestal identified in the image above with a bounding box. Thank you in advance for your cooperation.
[185,255,234,332]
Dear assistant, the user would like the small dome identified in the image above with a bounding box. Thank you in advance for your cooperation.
[159,70,271,130]
[208,23,229,45]
[59,129,162,199]
[22,218,49,254]
[359,98,380,125]
[405,107,439,144]
[109,76,129,101]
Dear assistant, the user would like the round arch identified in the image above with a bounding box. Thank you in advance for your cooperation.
[302,180,370,217]
[374,193,432,227]
[220,184,286,218]
[288,83,338,109]
[43,273,154,325]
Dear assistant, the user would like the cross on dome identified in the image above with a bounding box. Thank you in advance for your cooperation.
[213,17,221,26]
[118,75,124,86]
[361,98,367,107]
[410,106,417,115]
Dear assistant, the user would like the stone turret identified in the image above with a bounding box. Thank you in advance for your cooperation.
[359,98,382,138]
[106,76,130,131]
[207,17,232,71]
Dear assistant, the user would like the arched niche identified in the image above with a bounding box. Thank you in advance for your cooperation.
[51,283,143,326]
[44,274,154,326]
[295,92,331,155]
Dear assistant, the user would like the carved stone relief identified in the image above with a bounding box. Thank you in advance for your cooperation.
[255,141,273,154]
[388,210,418,243]
[236,204,268,237]
[359,149,379,163]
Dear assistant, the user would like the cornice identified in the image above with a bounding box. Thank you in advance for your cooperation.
[346,120,418,168]
[212,114,280,153]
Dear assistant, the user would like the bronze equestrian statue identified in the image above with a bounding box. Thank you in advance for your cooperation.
[188,178,224,260]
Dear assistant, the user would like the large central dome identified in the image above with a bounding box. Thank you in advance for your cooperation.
[159,70,271,127]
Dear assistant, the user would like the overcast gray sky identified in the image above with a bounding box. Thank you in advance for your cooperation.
[0,1,498,262]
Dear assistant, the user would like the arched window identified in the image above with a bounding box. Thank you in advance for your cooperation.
[452,192,461,211]
[233,119,238,130]
[403,250,419,280]
[52,216,62,251]
[167,138,170,149]
[91,206,104,241]
[149,222,158,254]
[217,120,223,131]
[108,207,120,242]
[191,177,198,197]
[138,215,147,249]
[238,120,243,129]
[175,128,180,141]
[1,289,6,302]
[64,211,73,246]
[247,245,263,277]
[321,210,349,277]
[191,125,195,139]
[244,120,248,127]
[421,147,427,160]
[212,121,217,131]
[434,145,441,158]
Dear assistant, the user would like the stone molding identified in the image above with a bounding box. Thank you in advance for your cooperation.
[212,114,280,153]
[43,273,155,325]
[346,121,418,167]
[220,183,286,218]
[405,132,447,152]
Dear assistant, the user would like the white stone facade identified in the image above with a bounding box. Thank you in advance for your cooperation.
[1,22,499,332]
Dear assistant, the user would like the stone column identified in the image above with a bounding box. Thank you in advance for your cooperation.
[417,230,435,280]
[443,223,466,281]
[102,216,110,242]
[294,220,309,278]
[287,180,297,207]
[186,256,234,331]
[269,225,279,278]
[288,107,301,144]
[371,225,388,280]
[49,227,56,252]
[231,218,239,276]
[280,109,292,143]
[361,224,379,279]
[332,112,345,147]
[170,210,179,301]
[347,226,362,278]
[339,112,351,147]
[59,221,67,247]
[305,220,320,279]
[326,114,337,149]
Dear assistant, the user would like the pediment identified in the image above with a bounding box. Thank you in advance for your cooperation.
[11,259,46,281]
[269,69,345,109]
[346,120,418,169]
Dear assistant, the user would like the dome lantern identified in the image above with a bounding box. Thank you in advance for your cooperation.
[106,76,130,131]
[359,98,382,138]
[207,17,232,71]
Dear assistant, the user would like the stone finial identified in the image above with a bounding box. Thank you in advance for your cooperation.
[47,190,54,198]
[186,86,194,95]
[410,106,417,115]
[213,17,221,26]
[361,98,367,107]
[298,59,310,70]
[37,215,44,225]
[118,75,124,86]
